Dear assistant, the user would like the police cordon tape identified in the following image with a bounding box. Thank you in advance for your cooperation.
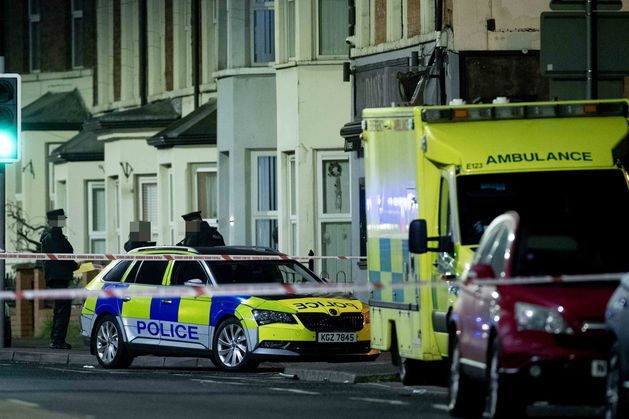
[0,251,364,262]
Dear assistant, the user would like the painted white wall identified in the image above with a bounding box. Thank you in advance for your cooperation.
[275,64,351,257]
[452,0,550,51]
[155,145,219,245]
[217,73,277,245]
[101,134,158,251]
[52,161,103,253]
[20,71,94,109]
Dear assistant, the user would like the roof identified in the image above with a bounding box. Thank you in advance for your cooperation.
[147,99,217,149]
[50,128,104,163]
[21,89,91,131]
[84,98,181,131]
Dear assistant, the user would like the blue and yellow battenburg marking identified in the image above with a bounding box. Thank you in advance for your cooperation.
[81,263,370,351]
[368,238,409,303]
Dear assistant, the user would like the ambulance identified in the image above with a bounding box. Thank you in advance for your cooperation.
[362,99,629,384]
[80,246,372,371]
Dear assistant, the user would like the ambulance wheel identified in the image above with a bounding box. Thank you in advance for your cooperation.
[212,318,257,372]
[392,342,421,385]
[93,315,133,369]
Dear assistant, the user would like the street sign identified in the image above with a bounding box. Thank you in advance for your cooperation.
[550,0,622,10]
[541,12,629,77]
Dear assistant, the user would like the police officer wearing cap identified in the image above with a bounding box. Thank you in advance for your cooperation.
[124,221,156,251]
[177,211,225,247]
[40,209,78,350]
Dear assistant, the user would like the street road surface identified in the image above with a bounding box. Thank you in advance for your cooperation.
[0,362,603,419]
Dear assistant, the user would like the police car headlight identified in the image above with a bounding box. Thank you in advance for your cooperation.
[252,310,297,326]
[515,302,570,334]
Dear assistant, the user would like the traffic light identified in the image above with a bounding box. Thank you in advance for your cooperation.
[0,74,21,163]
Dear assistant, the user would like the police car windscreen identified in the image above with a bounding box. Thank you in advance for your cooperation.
[457,169,629,270]
[207,261,323,285]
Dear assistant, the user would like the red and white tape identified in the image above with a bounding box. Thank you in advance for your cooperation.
[0,273,625,301]
[0,251,365,262]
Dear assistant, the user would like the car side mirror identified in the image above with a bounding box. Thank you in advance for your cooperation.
[467,264,496,280]
[184,278,204,287]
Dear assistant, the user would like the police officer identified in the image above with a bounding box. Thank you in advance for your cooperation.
[177,211,225,247]
[124,221,156,251]
[40,209,78,350]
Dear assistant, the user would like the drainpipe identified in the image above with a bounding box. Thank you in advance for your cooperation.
[192,0,200,109]
[139,0,148,105]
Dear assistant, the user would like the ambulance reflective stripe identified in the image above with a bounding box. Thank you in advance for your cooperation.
[368,238,406,303]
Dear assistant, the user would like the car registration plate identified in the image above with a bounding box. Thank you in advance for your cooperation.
[591,360,607,377]
[317,332,357,343]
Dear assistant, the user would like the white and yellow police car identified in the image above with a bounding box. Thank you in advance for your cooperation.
[80,246,372,371]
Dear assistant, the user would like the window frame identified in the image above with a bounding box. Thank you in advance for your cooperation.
[87,180,106,253]
[71,0,85,68]
[316,151,352,281]
[288,154,297,256]
[250,151,278,249]
[137,176,159,241]
[191,164,218,226]
[316,0,349,58]
[28,0,41,72]
[250,0,276,65]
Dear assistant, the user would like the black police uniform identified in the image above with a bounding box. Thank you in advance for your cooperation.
[40,212,78,350]
[177,211,225,247]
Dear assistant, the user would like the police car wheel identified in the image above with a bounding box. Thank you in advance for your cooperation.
[212,318,255,372]
[93,315,133,369]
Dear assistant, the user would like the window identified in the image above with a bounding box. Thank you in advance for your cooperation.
[285,0,296,59]
[317,154,351,282]
[168,168,174,244]
[251,152,277,249]
[318,0,348,56]
[71,0,84,68]
[208,260,322,285]
[138,176,158,241]
[102,261,132,283]
[251,0,275,64]
[133,261,169,286]
[88,181,106,253]
[192,166,218,222]
[29,0,41,72]
[170,261,209,286]
[57,181,67,215]
[47,143,63,210]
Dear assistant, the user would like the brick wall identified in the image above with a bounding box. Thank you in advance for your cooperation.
[407,0,421,37]
[41,0,71,72]
[375,0,387,45]
[2,0,28,73]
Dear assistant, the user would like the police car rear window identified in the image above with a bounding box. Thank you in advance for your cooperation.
[102,261,132,282]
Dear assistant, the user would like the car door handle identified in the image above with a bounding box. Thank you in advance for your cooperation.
[121,297,131,302]
[162,299,173,304]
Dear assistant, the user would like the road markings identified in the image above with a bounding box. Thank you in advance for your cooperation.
[349,397,409,406]
[269,388,320,395]
[8,399,40,408]
[191,379,247,386]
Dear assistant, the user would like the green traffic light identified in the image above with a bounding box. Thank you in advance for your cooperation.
[0,130,16,158]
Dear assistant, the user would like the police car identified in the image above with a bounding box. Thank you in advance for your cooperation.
[80,246,372,371]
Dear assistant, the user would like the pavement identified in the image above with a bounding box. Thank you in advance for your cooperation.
[0,338,398,384]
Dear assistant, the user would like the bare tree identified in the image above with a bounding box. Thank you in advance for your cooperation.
[5,201,46,253]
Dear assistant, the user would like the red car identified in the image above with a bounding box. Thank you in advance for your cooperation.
[448,211,624,418]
